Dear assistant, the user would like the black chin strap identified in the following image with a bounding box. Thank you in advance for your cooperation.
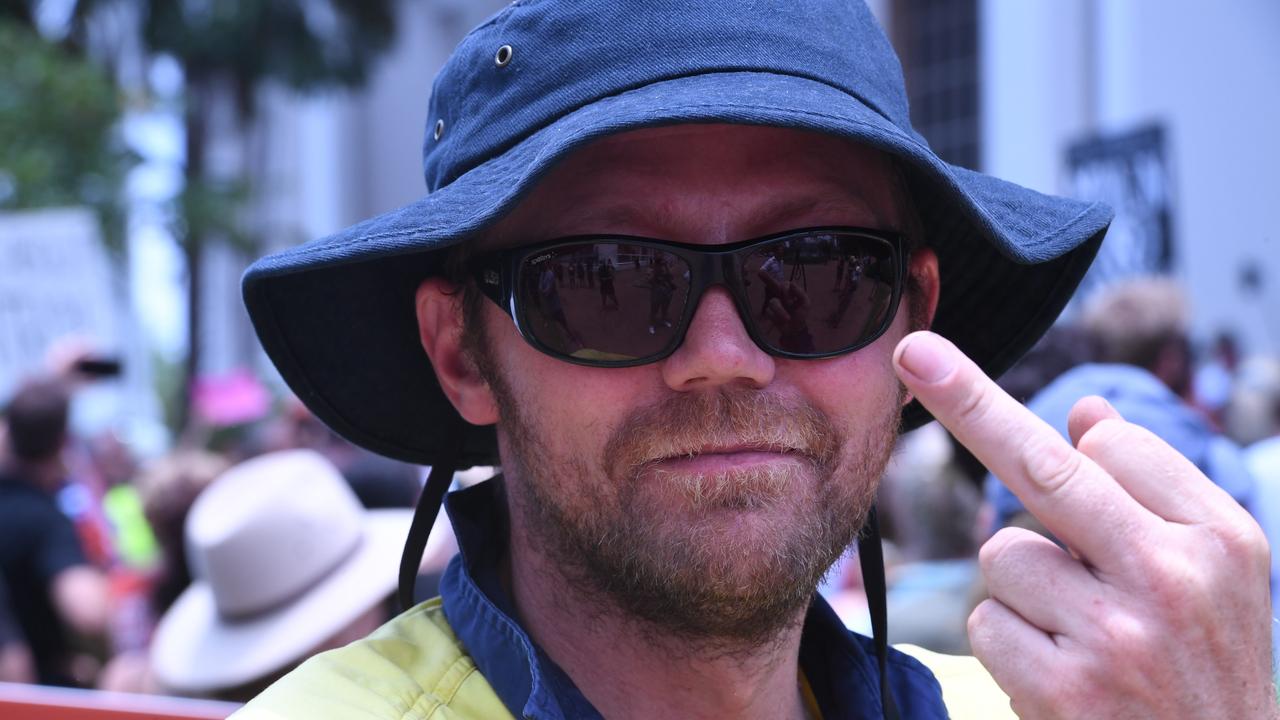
[857,506,901,720]
[398,421,464,612]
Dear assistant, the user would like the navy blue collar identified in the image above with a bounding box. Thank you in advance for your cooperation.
[439,479,947,720]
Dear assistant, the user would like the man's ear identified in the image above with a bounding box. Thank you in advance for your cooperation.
[907,246,940,331]
[415,278,500,426]
[900,247,940,408]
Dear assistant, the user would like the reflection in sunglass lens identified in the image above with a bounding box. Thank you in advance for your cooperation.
[516,244,691,362]
[741,233,896,355]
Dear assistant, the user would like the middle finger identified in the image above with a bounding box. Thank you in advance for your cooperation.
[895,331,1159,573]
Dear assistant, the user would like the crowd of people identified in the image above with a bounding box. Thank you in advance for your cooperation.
[1,275,1278,707]
[0,356,462,703]
[3,1,1276,716]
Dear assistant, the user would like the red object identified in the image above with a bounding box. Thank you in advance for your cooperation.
[0,682,239,720]
[191,371,271,427]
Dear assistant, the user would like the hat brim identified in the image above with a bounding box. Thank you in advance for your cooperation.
[149,509,438,693]
[244,71,1109,467]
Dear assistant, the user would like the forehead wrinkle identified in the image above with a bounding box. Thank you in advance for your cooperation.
[515,189,893,245]
[747,194,892,235]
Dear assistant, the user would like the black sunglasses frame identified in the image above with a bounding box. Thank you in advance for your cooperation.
[471,226,908,367]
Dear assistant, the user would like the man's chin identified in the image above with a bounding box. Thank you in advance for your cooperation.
[558,485,869,645]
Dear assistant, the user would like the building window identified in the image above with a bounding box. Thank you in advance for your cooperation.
[891,0,981,170]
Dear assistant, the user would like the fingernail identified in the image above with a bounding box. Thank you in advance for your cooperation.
[1098,396,1123,418]
[898,333,955,384]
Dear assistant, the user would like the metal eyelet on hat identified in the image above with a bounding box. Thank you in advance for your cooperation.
[433,119,444,140]
[495,44,513,67]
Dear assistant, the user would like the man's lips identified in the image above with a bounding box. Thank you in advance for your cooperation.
[646,445,804,473]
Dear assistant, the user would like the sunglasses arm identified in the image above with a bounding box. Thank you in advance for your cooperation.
[471,260,517,319]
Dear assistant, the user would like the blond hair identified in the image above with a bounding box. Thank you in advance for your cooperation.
[1081,277,1189,369]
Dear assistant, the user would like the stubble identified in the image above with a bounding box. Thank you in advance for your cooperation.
[462,296,902,650]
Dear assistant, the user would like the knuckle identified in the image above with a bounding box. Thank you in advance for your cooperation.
[949,373,992,425]
[977,528,1012,571]
[1199,516,1272,589]
[978,527,1035,579]
[966,598,998,647]
[1244,523,1272,572]
[1214,514,1268,559]
[1133,542,1220,623]
[1140,544,1199,594]
[1073,620,1169,709]
[1093,610,1151,653]
[1021,434,1084,495]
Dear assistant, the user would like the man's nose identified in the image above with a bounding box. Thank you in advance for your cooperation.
[661,288,775,391]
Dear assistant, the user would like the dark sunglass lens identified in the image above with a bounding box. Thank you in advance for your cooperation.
[515,244,690,362]
[741,233,896,354]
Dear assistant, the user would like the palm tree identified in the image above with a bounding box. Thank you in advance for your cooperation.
[139,0,396,429]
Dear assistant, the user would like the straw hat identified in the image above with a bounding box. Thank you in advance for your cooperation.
[149,450,435,694]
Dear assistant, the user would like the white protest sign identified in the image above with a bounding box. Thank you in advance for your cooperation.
[0,207,119,401]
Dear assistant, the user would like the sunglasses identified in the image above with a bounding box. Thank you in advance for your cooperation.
[471,227,907,366]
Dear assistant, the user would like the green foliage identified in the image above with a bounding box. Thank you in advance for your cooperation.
[142,0,397,254]
[173,177,256,253]
[143,0,396,113]
[0,19,135,253]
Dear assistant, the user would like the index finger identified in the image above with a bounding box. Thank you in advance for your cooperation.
[893,331,1158,569]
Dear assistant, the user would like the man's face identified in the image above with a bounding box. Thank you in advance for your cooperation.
[455,125,931,645]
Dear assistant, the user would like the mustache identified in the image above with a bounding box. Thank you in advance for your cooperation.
[603,388,841,477]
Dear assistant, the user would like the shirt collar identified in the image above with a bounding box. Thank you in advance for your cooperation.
[438,478,943,720]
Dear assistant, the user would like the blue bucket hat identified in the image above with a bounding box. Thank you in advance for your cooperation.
[244,0,1109,469]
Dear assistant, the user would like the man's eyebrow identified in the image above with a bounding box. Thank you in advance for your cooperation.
[751,194,891,231]
[562,202,680,236]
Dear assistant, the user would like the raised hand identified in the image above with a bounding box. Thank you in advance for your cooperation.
[894,331,1278,720]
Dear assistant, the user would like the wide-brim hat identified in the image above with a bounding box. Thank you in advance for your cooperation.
[149,450,447,694]
[243,0,1110,468]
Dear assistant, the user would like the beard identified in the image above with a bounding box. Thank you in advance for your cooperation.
[465,311,902,649]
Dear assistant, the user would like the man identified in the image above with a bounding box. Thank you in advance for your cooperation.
[758,246,786,315]
[0,377,109,686]
[0,575,35,683]
[598,259,618,310]
[235,2,1275,718]
[1246,377,1280,675]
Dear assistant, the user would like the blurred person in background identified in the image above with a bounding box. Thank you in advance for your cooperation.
[253,395,422,509]
[1194,331,1241,429]
[90,431,159,573]
[94,449,231,694]
[136,451,231,619]
[0,575,35,683]
[878,424,980,655]
[1243,362,1280,471]
[1243,361,1280,674]
[146,450,421,702]
[984,277,1256,533]
[824,422,982,655]
[0,376,109,686]
[1226,355,1280,447]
